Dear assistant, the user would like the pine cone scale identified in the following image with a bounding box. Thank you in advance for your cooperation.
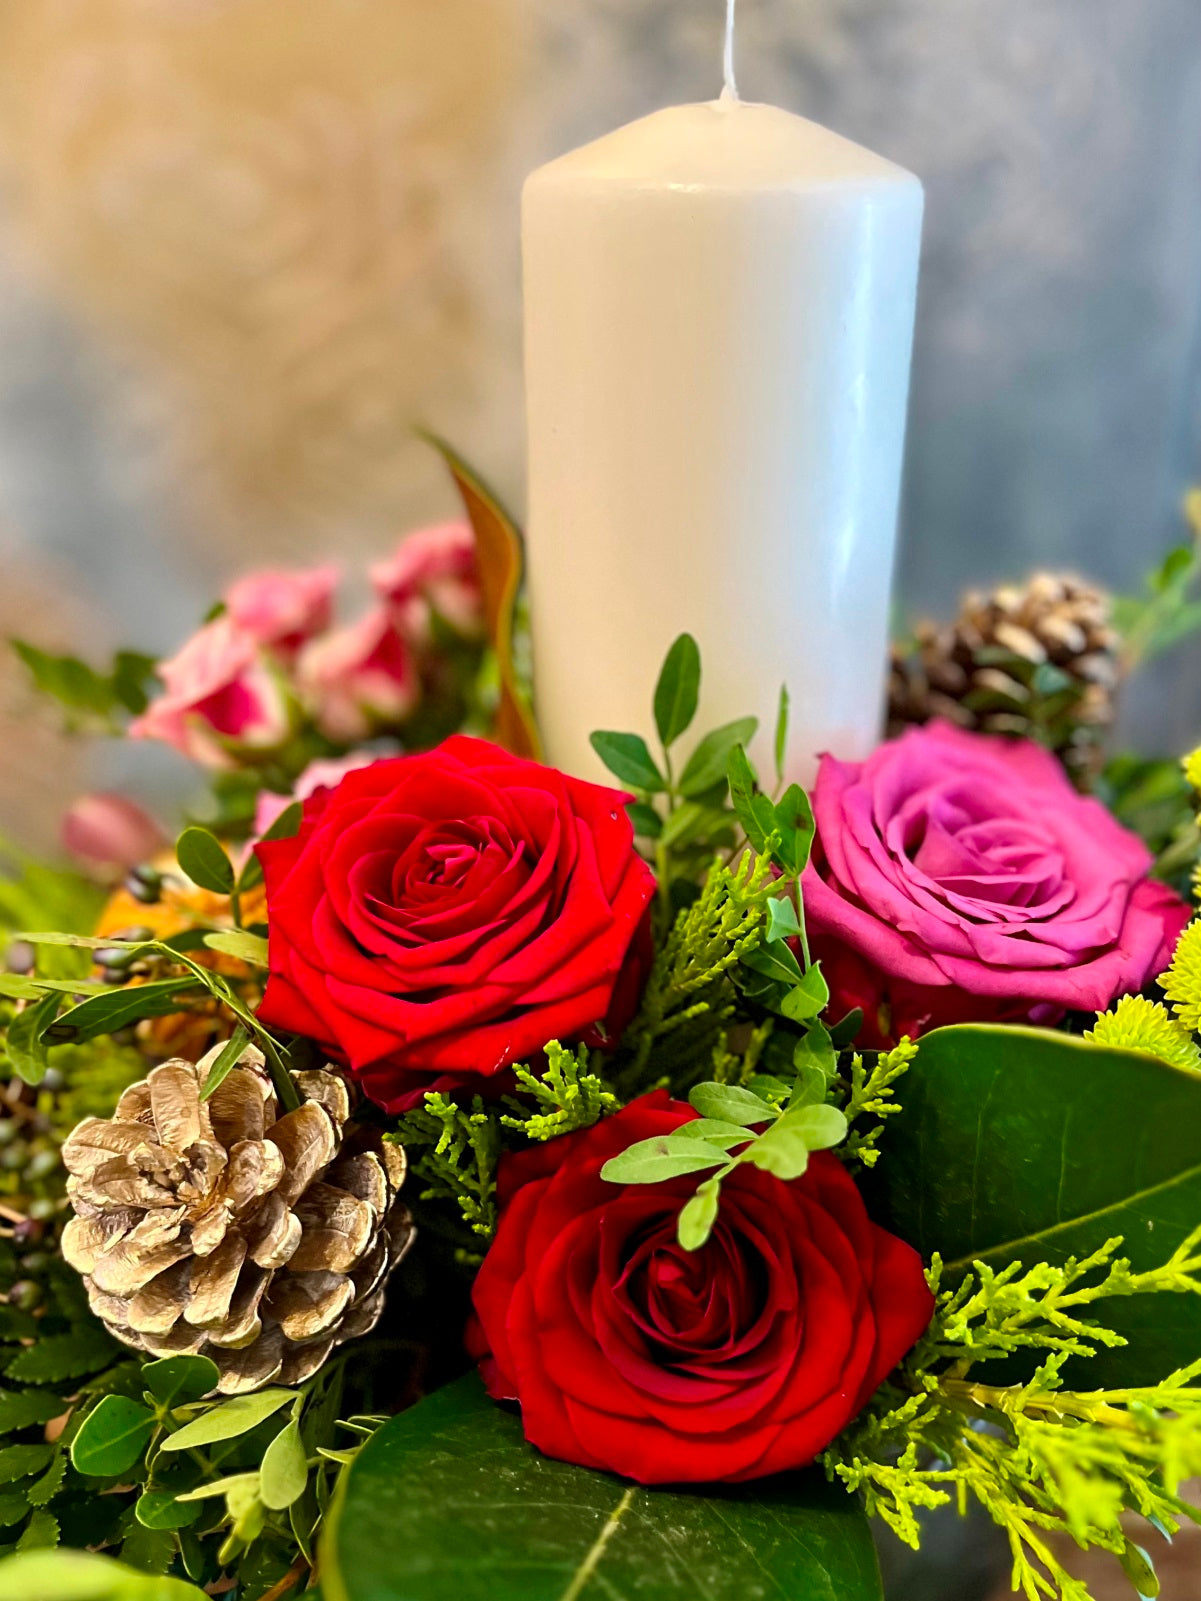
[61,1044,413,1394]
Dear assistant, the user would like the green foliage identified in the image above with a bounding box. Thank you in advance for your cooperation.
[1086,993,1200,1072]
[10,641,158,734]
[825,1231,1201,1601]
[173,828,234,897]
[601,1076,847,1250]
[499,1042,618,1142]
[395,1093,501,1240]
[1098,753,1197,885]
[0,1547,204,1599]
[1112,493,1201,668]
[869,1023,1201,1386]
[838,1039,918,1170]
[323,1373,885,1601]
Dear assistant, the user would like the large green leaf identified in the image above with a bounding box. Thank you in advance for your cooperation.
[322,1374,882,1601]
[869,1024,1201,1385]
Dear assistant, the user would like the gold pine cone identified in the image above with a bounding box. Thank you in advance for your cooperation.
[888,572,1120,784]
[60,1045,414,1394]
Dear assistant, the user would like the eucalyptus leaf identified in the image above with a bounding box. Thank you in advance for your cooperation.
[772,784,816,877]
[175,827,235,896]
[792,1021,837,1087]
[727,745,777,853]
[870,1024,1201,1385]
[71,1396,156,1479]
[653,633,701,748]
[678,717,758,798]
[600,1137,727,1185]
[626,801,663,840]
[257,799,303,843]
[322,1373,883,1601]
[141,1355,220,1411]
[259,1419,308,1511]
[133,1491,203,1532]
[160,1389,294,1453]
[202,931,269,965]
[588,732,665,793]
[689,1082,775,1127]
[674,1118,754,1149]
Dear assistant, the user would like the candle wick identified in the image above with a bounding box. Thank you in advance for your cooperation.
[721,0,739,102]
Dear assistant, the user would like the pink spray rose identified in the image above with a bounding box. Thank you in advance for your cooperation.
[296,607,418,743]
[804,721,1190,1044]
[223,564,338,659]
[371,521,483,643]
[61,793,166,879]
[253,753,377,838]
[129,617,292,768]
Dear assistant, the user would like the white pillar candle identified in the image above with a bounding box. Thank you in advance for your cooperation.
[522,77,923,786]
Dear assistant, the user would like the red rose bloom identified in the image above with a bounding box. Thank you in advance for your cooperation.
[256,737,656,1111]
[469,1092,933,1485]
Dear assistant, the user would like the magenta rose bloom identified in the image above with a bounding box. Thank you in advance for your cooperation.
[805,722,1189,1040]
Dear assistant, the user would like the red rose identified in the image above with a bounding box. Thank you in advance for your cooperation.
[469,1092,933,1485]
[256,737,656,1111]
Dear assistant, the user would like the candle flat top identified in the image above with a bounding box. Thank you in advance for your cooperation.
[527,100,920,193]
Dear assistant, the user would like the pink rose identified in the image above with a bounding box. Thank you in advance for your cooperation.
[61,793,166,879]
[223,564,338,659]
[805,722,1190,1036]
[129,617,292,768]
[370,521,482,643]
[297,607,418,743]
[253,753,376,838]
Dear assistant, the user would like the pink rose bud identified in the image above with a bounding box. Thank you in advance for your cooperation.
[253,753,377,838]
[129,617,293,768]
[297,607,419,743]
[370,521,483,644]
[61,793,167,878]
[224,564,338,659]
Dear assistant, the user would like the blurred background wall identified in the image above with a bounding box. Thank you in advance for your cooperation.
[1,0,1200,846]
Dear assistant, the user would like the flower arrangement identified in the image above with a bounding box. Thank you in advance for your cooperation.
[3,450,1201,1601]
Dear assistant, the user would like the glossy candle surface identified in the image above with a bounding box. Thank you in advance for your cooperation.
[523,97,923,783]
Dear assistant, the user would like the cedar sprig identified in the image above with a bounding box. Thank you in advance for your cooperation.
[825,1229,1201,1601]
[393,1093,500,1239]
[500,1042,618,1142]
[837,1039,917,1170]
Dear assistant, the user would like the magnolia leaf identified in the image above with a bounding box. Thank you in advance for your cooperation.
[424,432,540,760]
[678,717,759,798]
[774,684,790,786]
[141,1355,220,1411]
[71,1396,157,1479]
[161,1389,294,1453]
[323,1374,884,1601]
[677,1179,722,1251]
[588,732,665,793]
[260,1419,308,1511]
[600,1137,727,1185]
[870,1024,1201,1385]
[175,828,235,895]
[689,1082,775,1127]
[202,931,269,966]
